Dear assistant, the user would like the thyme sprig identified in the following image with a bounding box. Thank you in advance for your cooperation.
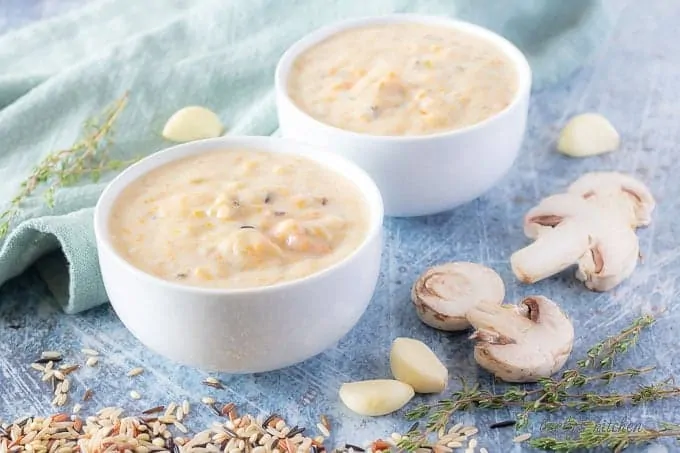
[0,92,134,238]
[577,314,655,369]
[397,316,662,452]
[529,421,680,452]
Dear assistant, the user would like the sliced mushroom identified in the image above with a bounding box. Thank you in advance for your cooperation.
[511,219,591,284]
[567,172,655,228]
[411,262,505,331]
[467,296,574,383]
[576,220,640,291]
[523,193,593,239]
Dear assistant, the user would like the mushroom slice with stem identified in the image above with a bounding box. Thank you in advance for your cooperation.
[511,219,591,285]
[567,172,656,228]
[411,262,505,331]
[467,296,574,383]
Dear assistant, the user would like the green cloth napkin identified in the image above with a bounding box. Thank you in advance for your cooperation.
[0,0,612,314]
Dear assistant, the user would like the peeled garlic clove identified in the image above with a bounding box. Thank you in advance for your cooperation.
[390,337,448,393]
[162,106,224,142]
[557,113,620,157]
[338,379,414,416]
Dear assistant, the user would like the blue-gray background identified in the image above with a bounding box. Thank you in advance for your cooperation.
[0,1,677,452]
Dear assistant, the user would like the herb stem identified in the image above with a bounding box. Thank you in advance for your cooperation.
[0,92,134,237]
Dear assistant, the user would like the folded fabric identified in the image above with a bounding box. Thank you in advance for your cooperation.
[0,0,613,314]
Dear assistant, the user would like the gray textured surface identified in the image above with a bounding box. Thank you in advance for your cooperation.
[0,1,678,451]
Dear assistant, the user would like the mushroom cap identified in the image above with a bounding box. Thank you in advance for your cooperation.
[467,296,574,383]
[411,262,505,331]
[523,193,593,239]
[576,219,640,291]
[567,172,655,227]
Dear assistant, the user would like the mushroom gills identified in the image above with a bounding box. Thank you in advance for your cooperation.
[576,223,640,292]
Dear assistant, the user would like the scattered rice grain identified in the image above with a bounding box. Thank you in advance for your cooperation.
[41,351,62,360]
[317,422,330,437]
[201,396,215,405]
[468,439,477,449]
[85,357,98,367]
[480,448,489,453]
[127,367,144,377]
[513,433,531,443]
[81,348,99,356]
[130,390,142,400]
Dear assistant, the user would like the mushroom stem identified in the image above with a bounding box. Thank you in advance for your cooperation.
[511,221,590,284]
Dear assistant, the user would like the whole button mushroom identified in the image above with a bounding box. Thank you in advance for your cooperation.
[411,262,505,331]
[467,296,574,383]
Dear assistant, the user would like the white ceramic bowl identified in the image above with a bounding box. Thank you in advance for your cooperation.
[275,14,532,217]
[93,136,384,373]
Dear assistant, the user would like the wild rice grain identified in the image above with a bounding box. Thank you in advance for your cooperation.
[81,348,99,356]
[513,433,531,443]
[83,389,93,401]
[127,367,144,377]
[317,422,330,437]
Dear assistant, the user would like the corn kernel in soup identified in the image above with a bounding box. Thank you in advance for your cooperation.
[108,149,370,289]
[287,23,518,136]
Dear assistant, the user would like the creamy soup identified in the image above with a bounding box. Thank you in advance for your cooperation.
[287,23,518,136]
[109,149,370,289]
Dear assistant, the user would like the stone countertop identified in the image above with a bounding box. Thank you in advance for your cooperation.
[0,1,678,452]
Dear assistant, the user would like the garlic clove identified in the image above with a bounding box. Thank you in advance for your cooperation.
[338,379,414,416]
[389,337,448,394]
[162,106,224,143]
[557,113,620,157]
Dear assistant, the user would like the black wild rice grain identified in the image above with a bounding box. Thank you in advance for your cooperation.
[142,406,165,415]
[344,444,365,452]
[489,419,517,429]
[321,197,328,205]
[208,403,221,416]
[407,422,419,433]
[34,357,63,364]
[224,427,238,438]
[262,413,279,428]
[287,425,305,437]
[240,225,255,229]
[264,193,272,204]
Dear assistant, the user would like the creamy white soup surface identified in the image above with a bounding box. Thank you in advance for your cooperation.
[287,23,519,136]
[109,149,370,289]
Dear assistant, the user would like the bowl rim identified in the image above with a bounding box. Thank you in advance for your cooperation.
[274,13,532,142]
[93,136,384,296]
